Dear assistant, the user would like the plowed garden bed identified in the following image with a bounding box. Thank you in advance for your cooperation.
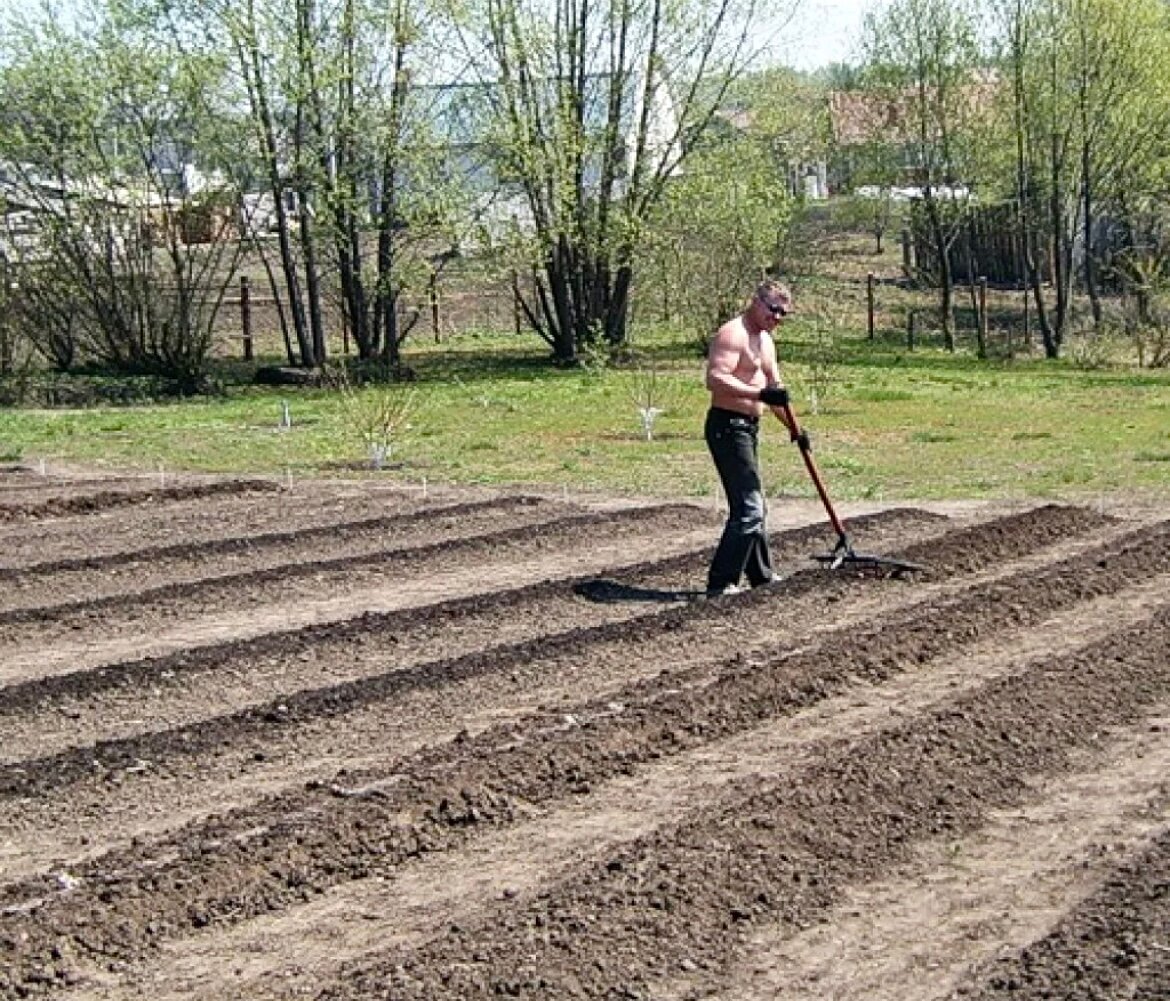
[0,471,1166,1001]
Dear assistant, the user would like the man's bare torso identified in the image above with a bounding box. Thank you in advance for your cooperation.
[708,316,771,416]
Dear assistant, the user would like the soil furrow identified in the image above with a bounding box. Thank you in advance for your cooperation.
[0,514,1157,994]
[0,506,1112,804]
[0,479,280,523]
[0,510,934,750]
[0,495,544,579]
[0,502,697,629]
[952,827,1170,1001]
[0,504,716,682]
[73,587,1169,1001]
[0,496,560,611]
[316,606,1170,1000]
[696,716,1170,1001]
[0,477,143,497]
[0,484,435,570]
[0,517,956,882]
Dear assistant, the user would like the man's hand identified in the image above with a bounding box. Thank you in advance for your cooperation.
[792,429,812,452]
[758,384,789,407]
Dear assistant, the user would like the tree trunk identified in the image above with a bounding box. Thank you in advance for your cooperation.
[923,193,954,351]
[1082,142,1102,331]
[295,0,326,367]
[241,25,312,368]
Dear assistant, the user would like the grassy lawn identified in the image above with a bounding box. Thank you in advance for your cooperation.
[2,236,1168,505]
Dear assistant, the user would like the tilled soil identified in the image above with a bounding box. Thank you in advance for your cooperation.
[0,471,1167,1000]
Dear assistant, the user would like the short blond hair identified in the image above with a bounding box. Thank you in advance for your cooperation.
[754,279,792,305]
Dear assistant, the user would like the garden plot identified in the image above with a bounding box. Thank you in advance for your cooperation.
[0,472,1167,1001]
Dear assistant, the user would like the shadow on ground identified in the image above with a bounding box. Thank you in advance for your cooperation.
[573,579,704,603]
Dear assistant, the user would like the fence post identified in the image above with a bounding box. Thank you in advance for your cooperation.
[901,228,913,278]
[907,309,916,350]
[429,270,440,343]
[240,275,254,362]
[0,259,11,376]
[867,272,876,341]
[512,269,523,336]
[1022,283,1031,350]
[977,276,989,359]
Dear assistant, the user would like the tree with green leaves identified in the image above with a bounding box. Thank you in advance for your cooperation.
[447,0,787,365]
[163,0,471,373]
[863,0,987,351]
[0,1,247,388]
[640,126,794,349]
[991,0,1170,357]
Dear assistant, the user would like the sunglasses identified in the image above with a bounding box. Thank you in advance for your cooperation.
[757,294,791,318]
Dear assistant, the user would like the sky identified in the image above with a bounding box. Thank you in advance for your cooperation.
[771,0,885,72]
[0,0,883,76]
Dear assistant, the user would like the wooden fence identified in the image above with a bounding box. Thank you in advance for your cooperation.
[212,267,522,360]
[908,200,1034,288]
[907,198,1157,292]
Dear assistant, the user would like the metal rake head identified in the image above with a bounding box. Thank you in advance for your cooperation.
[810,535,927,575]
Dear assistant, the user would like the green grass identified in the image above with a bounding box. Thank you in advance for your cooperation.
[3,318,1167,505]
[3,230,1169,504]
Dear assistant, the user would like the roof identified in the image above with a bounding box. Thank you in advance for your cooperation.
[829,71,1000,146]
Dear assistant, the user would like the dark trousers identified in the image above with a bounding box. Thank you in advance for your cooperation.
[705,407,774,590]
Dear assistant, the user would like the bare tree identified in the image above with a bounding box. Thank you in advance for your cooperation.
[446,0,786,364]
[0,4,247,388]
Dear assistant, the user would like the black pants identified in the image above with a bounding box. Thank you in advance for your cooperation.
[705,407,774,590]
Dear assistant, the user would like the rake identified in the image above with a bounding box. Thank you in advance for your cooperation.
[778,400,926,575]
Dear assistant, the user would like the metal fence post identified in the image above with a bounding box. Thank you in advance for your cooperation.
[240,276,254,362]
[867,272,876,341]
[978,276,989,359]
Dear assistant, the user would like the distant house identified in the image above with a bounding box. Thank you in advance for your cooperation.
[709,106,829,200]
[0,159,237,262]
[828,71,999,190]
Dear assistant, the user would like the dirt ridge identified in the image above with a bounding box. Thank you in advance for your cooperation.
[0,507,1118,803]
[0,512,1161,996]
[321,606,1170,1000]
[0,503,709,631]
[0,496,549,583]
[0,509,928,720]
[951,826,1170,1000]
[0,479,280,523]
[0,475,1163,1001]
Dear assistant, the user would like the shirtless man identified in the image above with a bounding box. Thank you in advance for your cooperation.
[703,279,797,596]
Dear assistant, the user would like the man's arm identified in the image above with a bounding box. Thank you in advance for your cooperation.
[759,335,796,434]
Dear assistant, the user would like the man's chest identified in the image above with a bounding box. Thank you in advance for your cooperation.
[736,335,766,375]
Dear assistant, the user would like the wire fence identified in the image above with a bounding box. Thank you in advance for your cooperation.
[210,270,523,360]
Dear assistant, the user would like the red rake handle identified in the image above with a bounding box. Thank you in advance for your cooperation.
[779,401,850,544]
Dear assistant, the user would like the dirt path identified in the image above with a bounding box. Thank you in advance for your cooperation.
[1,471,1167,1000]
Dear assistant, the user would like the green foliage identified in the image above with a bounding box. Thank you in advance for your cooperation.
[641,133,795,343]
[451,0,769,362]
[326,363,418,469]
[4,298,1168,503]
[0,2,245,385]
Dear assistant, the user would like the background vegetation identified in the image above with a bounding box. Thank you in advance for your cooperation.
[1,0,1168,505]
[3,225,1167,503]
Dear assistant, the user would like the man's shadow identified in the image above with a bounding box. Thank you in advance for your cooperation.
[573,579,704,603]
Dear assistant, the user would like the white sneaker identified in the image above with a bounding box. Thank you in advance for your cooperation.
[705,582,744,597]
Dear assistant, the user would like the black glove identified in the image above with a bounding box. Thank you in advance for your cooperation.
[758,384,789,407]
[793,428,812,452]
